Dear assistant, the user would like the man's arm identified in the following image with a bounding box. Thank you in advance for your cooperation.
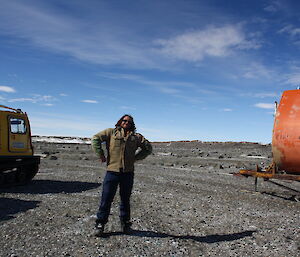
[135,134,152,160]
[91,128,113,162]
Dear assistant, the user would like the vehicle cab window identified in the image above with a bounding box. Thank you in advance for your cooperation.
[10,117,26,134]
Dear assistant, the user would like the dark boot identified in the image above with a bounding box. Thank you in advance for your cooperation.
[94,220,105,237]
[120,220,132,234]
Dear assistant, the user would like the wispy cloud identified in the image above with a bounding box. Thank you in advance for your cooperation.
[0,2,262,70]
[8,98,36,102]
[155,25,260,62]
[221,108,233,112]
[264,1,282,13]
[7,94,56,104]
[239,91,279,99]
[0,1,160,69]
[98,72,194,88]
[81,100,98,104]
[98,73,143,81]
[285,72,300,86]
[0,85,16,93]
[278,24,300,46]
[254,92,278,98]
[97,71,206,104]
[98,72,196,97]
[121,106,136,110]
[254,103,275,109]
[158,87,181,94]
[278,25,300,37]
[242,62,274,79]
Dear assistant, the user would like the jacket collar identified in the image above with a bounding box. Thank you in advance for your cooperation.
[116,126,134,137]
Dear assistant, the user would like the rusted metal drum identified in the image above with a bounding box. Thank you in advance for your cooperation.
[272,89,300,174]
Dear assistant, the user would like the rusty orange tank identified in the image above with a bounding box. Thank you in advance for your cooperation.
[272,89,300,174]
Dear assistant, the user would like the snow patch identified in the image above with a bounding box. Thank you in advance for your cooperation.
[32,136,91,144]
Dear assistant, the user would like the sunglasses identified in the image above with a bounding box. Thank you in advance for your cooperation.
[122,119,132,124]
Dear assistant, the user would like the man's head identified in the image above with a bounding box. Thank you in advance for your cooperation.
[115,114,136,132]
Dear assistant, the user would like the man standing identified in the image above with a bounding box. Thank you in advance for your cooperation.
[92,114,152,236]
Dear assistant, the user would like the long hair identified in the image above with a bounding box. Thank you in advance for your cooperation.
[115,114,136,132]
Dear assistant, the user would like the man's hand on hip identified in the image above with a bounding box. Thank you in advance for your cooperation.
[100,155,107,163]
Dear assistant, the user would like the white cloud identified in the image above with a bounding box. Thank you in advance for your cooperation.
[0,85,16,93]
[221,108,232,112]
[254,103,275,109]
[155,25,260,62]
[81,100,98,104]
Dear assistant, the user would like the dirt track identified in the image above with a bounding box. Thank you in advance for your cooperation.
[0,140,299,256]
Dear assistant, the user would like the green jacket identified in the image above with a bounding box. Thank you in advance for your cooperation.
[92,127,152,172]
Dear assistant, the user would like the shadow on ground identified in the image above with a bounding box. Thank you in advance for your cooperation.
[261,191,299,202]
[99,229,256,243]
[0,197,40,221]
[0,180,100,194]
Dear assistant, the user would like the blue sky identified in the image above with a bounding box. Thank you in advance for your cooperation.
[1,0,300,143]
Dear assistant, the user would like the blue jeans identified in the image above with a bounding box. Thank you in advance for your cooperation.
[96,171,134,224]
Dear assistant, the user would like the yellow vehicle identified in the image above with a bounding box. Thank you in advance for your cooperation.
[0,105,40,186]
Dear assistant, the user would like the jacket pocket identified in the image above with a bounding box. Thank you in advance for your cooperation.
[111,136,123,148]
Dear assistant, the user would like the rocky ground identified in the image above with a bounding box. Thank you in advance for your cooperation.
[0,140,299,256]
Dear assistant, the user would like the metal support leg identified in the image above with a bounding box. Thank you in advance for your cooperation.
[254,177,258,192]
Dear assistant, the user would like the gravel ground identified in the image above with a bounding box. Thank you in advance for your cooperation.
[0,140,299,257]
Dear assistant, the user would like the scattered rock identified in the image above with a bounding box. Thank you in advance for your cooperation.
[1,140,295,257]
